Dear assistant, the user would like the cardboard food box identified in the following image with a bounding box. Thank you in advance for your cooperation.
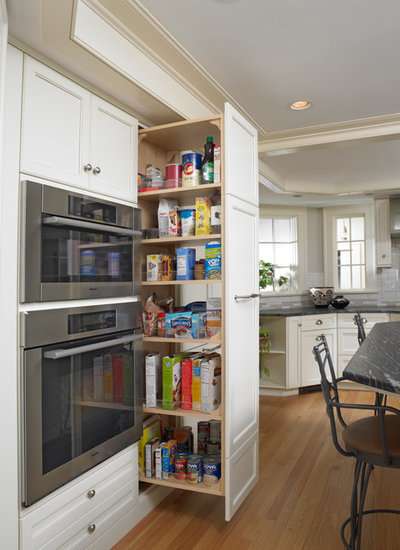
[176,248,196,280]
[145,352,162,408]
[161,439,177,479]
[206,297,222,338]
[146,254,163,282]
[145,437,160,478]
[166,312,193,339]
[195,197,211,236]
[138,414,161,472]
[191,356,203,411]
[205,242,221,280]
[162,355,182,410]
[201,353,222,413]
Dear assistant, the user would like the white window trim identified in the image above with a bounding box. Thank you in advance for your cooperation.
[323,203,376,292]
[259,206,307,296]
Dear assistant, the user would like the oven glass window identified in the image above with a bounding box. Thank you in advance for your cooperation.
[41,339,135,475]
[41,218,133,284]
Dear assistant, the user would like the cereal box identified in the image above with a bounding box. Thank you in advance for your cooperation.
[195,197,211,236]
[162,355,182,410]
[205,242,221,280]
[201,353,222,413]
[213,146,221,184]
[145,352,162,408]
[181,353,202,410]
[147,254,162,281]
[191,312,207,339]
[176,248,196,280]
[161,439,177,479]
[145,437,160,478]
[138,415,161,472]
[191,356,203,411]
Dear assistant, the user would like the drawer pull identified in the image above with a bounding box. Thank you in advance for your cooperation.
[316,319,323,325]
[362,318,367,324]
[316,336,322,342]
[298,322,302,327]
[87,489,96,499]
[87,524,96,534]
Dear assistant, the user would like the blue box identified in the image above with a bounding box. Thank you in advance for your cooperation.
[176,248,196,280]
[205,242,221,280]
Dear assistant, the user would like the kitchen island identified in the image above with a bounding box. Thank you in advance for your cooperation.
[343,321,400,395]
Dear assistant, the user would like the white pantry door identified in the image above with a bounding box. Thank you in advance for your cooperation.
[224,194,259,521]
[224,102,259,206]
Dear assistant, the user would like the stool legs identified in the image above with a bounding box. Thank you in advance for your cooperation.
[343,459,372,550]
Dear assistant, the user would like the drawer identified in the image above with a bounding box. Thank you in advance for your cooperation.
[337,312,388,329]
[20,445,138,550]
[300,314,337,332]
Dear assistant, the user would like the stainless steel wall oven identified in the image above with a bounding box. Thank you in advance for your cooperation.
[21,181,141,302]
[21,302,143,506]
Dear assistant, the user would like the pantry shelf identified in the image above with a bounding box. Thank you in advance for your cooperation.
[76,400,134,411]
[143,405,222,420]
[142,279,221,286]
[142,234,221,245]
[143,336,221,345]
[139,472,223,496]
[138,183,221,203]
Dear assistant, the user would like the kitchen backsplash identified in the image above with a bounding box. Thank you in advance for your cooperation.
[260,239,400,310]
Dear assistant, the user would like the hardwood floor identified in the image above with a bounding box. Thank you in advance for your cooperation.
[113,391,400,550]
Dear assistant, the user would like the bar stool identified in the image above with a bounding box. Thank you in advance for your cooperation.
[313,334,400,550]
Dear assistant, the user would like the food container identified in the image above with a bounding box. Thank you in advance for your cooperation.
[165,164,182,188]
[203,455,221,486]
[182,153,201,187]
[309,287,334,308]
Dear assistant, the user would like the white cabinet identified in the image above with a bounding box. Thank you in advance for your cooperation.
[375,198,392,267]
[21,56,138,203]
[20,445,138,550]
[336,312,389,377]
[300,327,337,386]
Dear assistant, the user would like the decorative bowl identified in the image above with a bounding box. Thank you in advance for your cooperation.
[331,295,350,309]
[309,287,334,308]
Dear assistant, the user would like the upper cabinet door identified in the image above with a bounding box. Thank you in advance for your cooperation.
[224,102,258,206]
[21,57,91,187]
[89,96,138,203]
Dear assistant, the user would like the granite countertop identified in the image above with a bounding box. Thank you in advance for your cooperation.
[343,321,400,394]
[260,306,400,317]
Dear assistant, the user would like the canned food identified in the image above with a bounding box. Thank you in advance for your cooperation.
[174,452,188,480]
[209,420,221,443]
[186,456,202,484]
[182,153,201,187]
[163,427,175,441]
[197,421,209,454]
[182,426,194,452]
[206,440,221,455]
[203,455,221,486]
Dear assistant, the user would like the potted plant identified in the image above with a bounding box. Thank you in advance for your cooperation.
[259,328,271,377]
[259,260,289,291]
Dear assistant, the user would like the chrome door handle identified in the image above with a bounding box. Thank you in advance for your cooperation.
[234,293,260,301]
[93,166,101,175]
[87,524,96,534]
[87,489,96,499]
[43,334,142,360]
[43,215,141,236]
[83,163,92,172]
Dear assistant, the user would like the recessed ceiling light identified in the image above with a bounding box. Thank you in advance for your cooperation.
[290,100,312,111]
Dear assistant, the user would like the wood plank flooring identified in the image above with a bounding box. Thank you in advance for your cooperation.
[113,391,400,550]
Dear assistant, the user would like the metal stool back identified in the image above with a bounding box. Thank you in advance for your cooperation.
[353,312,366,345]
[313,334,400,550]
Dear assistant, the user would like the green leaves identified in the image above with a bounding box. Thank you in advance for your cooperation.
[259,261,289,290]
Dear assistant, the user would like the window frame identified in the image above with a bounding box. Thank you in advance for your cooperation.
[323,203,376,292]
[259,206,307,296]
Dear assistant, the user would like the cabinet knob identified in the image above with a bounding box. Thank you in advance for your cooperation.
[87,489,96,499]
[315,335,322,342]
[87,524,96,534]
[93,166,101,175]
[83,163,92,172]
[316,319,323,325]
[382,254,386,258]
[298,322,302,327]
[362,318,367,324]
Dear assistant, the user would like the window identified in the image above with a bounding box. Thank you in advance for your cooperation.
[259,208,305,293]
[336,216,366,289]
[323,204,375,291]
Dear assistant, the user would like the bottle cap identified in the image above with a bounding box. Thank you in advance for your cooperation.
[206,136,213,143]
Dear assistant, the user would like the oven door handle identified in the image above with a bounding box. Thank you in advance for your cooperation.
[43,216,141,237]
[43,334,143,360]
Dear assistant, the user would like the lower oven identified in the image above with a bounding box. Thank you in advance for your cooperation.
[21,302,143,506]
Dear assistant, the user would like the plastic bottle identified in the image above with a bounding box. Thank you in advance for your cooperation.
[201,136,214,184]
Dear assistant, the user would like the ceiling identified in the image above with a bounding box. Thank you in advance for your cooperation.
[6,0,400,203]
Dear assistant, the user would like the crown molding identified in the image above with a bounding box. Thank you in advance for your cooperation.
[258,113,400,153]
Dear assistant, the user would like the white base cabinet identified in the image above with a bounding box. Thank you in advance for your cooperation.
[20,445,139,550]
[21,56,138,203]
